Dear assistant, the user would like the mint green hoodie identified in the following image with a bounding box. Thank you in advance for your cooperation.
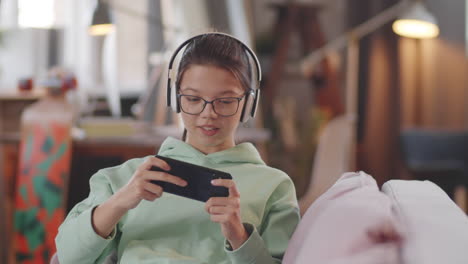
[56,137,300,263]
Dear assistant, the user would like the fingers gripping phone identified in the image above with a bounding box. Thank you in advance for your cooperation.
[150,155,232,202]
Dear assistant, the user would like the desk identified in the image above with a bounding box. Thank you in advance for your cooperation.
[0,90,43,134]
[0,90,43,206]
[0,91,42,207]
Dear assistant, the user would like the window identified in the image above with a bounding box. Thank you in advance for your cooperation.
[18,0,55,28]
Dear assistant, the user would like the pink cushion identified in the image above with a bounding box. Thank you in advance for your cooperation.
[283,172,402,264]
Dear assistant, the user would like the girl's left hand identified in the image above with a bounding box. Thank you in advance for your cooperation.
[205,179,248,250]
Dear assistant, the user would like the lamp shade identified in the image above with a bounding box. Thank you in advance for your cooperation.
[392,2,439,39]
[89,0,114,36]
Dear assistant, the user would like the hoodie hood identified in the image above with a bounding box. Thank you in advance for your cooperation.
[157,137,265,167]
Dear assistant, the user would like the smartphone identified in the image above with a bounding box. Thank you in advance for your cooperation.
[150,155,232,202]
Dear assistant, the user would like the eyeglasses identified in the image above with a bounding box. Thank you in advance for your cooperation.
[177,94,245,117]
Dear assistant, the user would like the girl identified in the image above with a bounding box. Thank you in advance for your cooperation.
[56,33,300,263]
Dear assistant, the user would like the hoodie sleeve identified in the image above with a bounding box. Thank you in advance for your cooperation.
[225,176,301,264]
[55,170,119,264]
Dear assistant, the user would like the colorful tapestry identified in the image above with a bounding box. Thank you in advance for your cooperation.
[14,123,71,264]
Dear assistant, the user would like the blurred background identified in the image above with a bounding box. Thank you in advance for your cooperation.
[0,0,467,263]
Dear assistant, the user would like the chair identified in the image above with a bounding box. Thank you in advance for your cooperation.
[298,114,356,215]
[399,129,468,201]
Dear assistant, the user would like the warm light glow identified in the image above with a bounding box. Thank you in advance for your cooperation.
[18,0,55,28]
[88,24,114,36]
[392,19,440,39]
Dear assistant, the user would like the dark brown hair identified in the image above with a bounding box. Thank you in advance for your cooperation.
[176,34,253,141]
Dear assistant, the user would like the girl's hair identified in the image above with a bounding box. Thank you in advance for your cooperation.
[175,34,253,141]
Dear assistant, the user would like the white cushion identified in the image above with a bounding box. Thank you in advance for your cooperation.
[382,180,468,264]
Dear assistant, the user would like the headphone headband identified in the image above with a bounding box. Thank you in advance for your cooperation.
[167,32,262,84]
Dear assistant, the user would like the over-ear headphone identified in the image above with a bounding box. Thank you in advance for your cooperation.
[166,32,262,123]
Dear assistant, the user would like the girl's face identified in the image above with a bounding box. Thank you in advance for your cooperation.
[178,64,246,154]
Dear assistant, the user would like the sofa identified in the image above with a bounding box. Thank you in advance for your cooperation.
[283,171,468,264]
[51,171,468,264]
[52,171,468,264]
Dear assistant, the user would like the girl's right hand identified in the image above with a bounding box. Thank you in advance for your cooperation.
[113,156,187,211]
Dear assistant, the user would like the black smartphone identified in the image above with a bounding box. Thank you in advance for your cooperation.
[150,155,232,202]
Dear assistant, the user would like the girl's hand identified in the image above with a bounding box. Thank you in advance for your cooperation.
[114,156,187,211]
[205,179,248,250]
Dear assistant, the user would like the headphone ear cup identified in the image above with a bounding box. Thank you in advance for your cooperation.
[168,81,180,113]
[240,91,255,123]
[166,78,172,108]
[251,89,260,118]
